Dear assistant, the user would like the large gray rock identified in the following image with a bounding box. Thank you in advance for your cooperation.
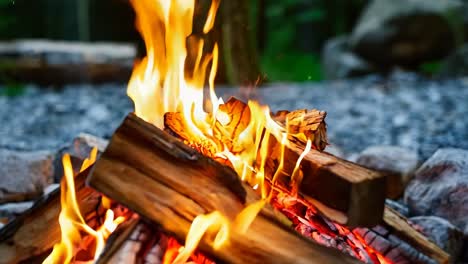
[356,145,419,198]
[410,216,464,262]
[404,148,468,235]
[350,0,464,67]
[54,133,108,182]
[357,145,419,181]
[0,149,54,203]
[321,36,375,80]
[438,44,468,78]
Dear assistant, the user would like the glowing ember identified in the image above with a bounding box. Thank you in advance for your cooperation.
[43,149,126,264]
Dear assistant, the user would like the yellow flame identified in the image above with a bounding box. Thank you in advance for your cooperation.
[173,211,230,264]
[174,200,266,264]
[291,139,312,195]
[127,0,314,260]
[43,148,125,264]
[127,0,297,196]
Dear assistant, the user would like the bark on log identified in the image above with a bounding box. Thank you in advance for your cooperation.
[164,97,386,227]
[382,206,450,264]
[88,113,361,264]
[0,167,102,264]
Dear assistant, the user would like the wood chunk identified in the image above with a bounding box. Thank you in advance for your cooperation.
[215,97,251,152]
[88,113,361,264]
[383,206,450,264]
[0,167,102,264]
[273,108,328,151]
[164,97,252,156]
[267,138,386,227]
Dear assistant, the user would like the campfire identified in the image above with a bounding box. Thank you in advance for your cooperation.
[0,0,451,264]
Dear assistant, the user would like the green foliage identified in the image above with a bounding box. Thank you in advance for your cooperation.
[0,0,15,32]
[256,0,367,82]
[0,83,26,97]
[265,0,326,54]
[261,52,322,82]
[419,61,443,76]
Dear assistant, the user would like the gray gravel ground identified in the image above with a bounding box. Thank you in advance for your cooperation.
[1,71,467,160]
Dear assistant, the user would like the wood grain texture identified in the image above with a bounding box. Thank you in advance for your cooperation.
[88,113,361,264]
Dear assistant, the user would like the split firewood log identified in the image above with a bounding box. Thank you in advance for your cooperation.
[88,113,361,264]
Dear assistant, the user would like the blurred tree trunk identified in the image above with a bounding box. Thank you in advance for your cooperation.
[221,0,261,86]
[257,0,266,52]
[77,0,90,41]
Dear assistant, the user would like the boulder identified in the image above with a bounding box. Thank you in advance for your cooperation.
[404,148,468,235]
[350,0,464,67]
[54,133,108,182]
[410,216,464,262]
[438,44,468,78]
[356,145,419,198]
[321,36,375,80]
[324,144,346,159]
[0,149,54,203]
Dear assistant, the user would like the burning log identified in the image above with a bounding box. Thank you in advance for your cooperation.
[0,167,102,263]
[88,113,361,264]
[164,97,386,227]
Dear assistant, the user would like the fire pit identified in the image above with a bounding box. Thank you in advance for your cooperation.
[0,0,455,263]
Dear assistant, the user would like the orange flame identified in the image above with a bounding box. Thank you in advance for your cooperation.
[126,0,310,261]
[43,148,125,264]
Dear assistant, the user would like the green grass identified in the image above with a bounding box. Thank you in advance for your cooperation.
[261,52,323,82]
[0,83,26,97]
[419,61,442,76]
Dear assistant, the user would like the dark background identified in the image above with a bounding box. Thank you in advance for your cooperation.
[0,0,367,82]
[1,0,467,84]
